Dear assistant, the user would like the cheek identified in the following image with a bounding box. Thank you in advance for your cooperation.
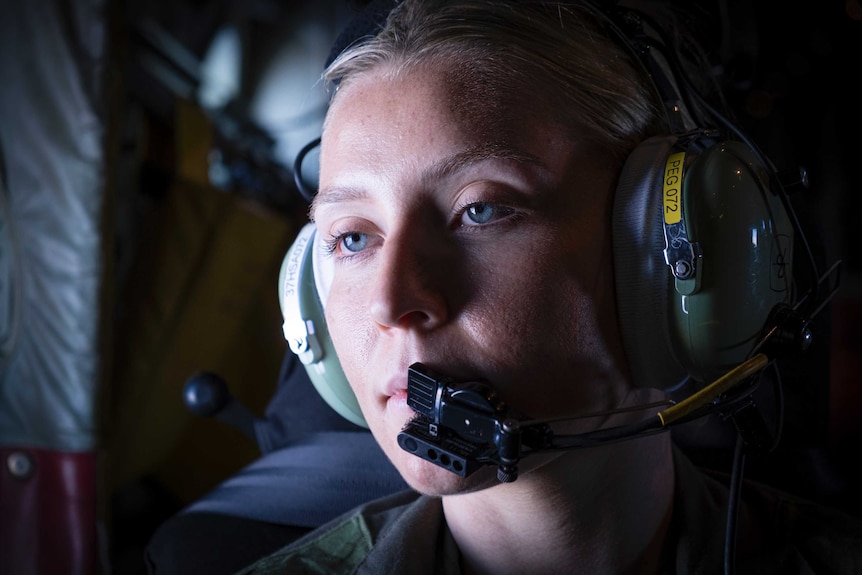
[465,240,622,408]
[325,284,373,381]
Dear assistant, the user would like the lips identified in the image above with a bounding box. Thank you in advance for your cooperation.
[383,373,409,399]
[379,370,413,422]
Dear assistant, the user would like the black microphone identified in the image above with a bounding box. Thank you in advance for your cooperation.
[397,355,770,483]
[397,363,552,483]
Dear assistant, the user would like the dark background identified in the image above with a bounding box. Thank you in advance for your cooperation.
[11,0,857,573]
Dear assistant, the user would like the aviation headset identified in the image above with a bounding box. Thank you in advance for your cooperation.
[278,0,823,428]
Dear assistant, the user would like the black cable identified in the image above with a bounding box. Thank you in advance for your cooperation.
[766,362,785,454]
[293,137,321,203]
[547,415,664,450]
[724,433,747,575]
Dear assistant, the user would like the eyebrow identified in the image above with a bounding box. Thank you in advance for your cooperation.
[310,143,548,221]
[309,186,367,221]
[421,143,547,182]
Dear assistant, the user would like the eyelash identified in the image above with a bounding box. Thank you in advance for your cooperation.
[321,231,356,258]
[454,201,517,228]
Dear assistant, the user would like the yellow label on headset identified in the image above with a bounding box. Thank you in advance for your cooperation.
[663,152,685,225]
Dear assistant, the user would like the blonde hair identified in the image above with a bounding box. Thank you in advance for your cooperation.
[323,0,666,159]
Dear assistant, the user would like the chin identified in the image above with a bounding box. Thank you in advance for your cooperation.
[393,449,501,496]
[369,409,502,495]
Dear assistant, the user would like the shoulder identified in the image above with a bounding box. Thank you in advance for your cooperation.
[672,446,862,574]
[233,489,431,575]
[738,478,862,574]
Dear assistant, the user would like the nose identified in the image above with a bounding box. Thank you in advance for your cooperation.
[369,226,450,331]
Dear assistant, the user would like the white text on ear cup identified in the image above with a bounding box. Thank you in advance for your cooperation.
[280,224,324,364]
[278,223,367,428]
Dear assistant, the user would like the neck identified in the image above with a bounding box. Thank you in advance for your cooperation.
[442,431,675,575]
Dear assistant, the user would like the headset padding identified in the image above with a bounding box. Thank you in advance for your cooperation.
[612,135,687,390]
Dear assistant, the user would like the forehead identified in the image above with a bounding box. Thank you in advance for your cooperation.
[337,61,560,139]
[316,64,571,188]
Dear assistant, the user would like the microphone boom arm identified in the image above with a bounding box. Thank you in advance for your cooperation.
[397,354,770,483]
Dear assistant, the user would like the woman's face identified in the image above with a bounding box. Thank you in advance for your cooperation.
[313,64,632,494]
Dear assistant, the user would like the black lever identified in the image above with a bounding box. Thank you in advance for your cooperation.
[183,371,264,448]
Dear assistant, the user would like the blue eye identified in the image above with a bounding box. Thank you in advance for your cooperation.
[466,203,493,224]
[461,203,513,225]
[341,232,367,253]
[323,231,368,257]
